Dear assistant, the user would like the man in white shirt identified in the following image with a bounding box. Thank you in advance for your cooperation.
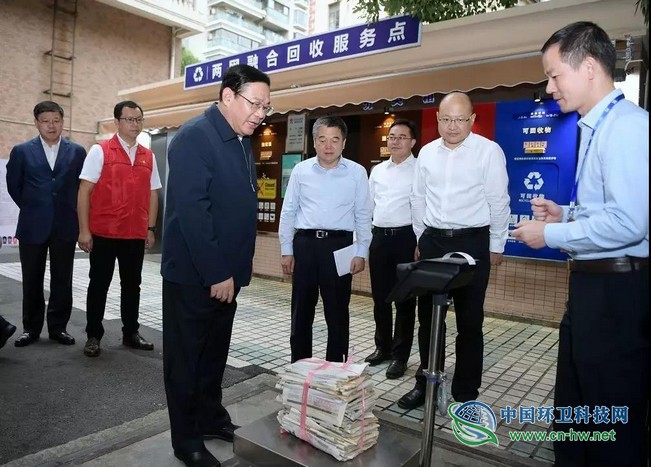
[398,92,510,410]
[77,101,162,358]
[365,119,418,379]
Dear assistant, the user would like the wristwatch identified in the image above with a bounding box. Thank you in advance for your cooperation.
[147,226,157,234]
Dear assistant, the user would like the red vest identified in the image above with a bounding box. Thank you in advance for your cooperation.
[89,135,153,240]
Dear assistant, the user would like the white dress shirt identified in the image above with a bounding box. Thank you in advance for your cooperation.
[411,132,510,253]
[79,133,162,189]
[369,154,415,227]
[278,156,373,258]
[40,136,61,171]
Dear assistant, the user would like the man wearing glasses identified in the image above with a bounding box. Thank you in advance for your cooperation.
[398,92,510,410]
[6,101,86,347]
[364,119,419,380]
[162,64,271,467]
[77,100,162,358]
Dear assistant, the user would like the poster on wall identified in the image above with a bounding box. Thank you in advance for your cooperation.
[281,153,302,198]
[494,99,579,261]
[0,159,20,251]
[286,114,306,153]
[257,178,277,200]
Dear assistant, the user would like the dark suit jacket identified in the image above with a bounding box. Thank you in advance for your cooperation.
[6,136,86,244]
[161,104,258,288]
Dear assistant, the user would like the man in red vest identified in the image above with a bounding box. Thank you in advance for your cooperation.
[77,100,162,357]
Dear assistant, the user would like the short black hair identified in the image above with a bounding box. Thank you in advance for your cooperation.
[541,21,616,79]
[312,116,348,140]
[220,64,271,100]
[389,118,418,141]
[33,101,64,119]
[114,100,144,119]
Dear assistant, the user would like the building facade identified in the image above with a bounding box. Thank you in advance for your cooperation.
[0,0,204,156]
[184,0,309,61]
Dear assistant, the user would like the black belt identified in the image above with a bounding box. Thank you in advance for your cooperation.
[373,225,412,236]
[424,225,489,238]
[569,257,648,274]
[295,229,352,239]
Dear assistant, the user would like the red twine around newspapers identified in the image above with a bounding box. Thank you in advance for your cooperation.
[297,350,368,455]
[299,360,332,441]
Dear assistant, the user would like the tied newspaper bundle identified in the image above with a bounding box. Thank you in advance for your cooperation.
[276,357,380,461]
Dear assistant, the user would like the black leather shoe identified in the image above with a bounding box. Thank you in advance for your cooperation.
[364,349,391,366]
[398,386,426,410]
[386,360,408,379]
[203,421,239,442]
[49,331,75,345]
[84,337,101,357]
[122,333,154,350]
[14,332,39,347]
[174,448,221,467]
[0,322,17,349]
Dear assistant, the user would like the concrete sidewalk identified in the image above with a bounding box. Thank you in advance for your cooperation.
[0,253,557,466]
[2,373,548,467]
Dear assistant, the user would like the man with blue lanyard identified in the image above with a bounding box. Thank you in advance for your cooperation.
[512,22,649,466]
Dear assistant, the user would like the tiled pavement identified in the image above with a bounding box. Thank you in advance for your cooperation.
[0,255,558,464]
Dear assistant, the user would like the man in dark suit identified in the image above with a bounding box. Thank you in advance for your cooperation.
[161,65,271,467]
[5,101,86,347]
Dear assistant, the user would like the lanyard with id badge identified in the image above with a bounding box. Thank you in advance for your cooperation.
[567,93,624,221]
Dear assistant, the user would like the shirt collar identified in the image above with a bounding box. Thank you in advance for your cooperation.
[207,103,240,142]
[437,131,476,151]
[311,155,347,170]
[39,135,61,149]
[578,88,623,130]
[116,133,137,151]
[388,153,415,167]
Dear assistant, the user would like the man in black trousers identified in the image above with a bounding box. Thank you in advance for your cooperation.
[278,116,372,364]
[161,65,272,467]
[398,92,510,410]
[365,119,419,379]
[6,101,86,347]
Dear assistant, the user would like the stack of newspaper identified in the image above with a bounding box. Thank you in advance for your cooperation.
[276,357,380,461]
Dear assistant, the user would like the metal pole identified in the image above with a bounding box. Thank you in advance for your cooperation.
[419,293,449,467]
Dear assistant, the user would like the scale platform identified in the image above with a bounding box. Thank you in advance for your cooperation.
[232,412,420,467]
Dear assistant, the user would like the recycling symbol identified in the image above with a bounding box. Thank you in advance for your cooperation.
[193,66,204,83]
[524,171,544,190]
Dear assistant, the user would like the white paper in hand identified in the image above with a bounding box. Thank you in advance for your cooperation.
[333,243,356,276]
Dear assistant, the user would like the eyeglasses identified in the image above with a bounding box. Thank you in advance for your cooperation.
[119,117,145,124]
[387,135,413,143]
[38,119,62,126]
[438,116,472,126]
[236,93,274,116]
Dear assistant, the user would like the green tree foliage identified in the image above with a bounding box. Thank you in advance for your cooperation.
[635,0,649,25]
[180,47,200,74]
[353,0,519,24]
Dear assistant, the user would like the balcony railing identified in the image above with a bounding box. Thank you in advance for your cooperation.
[264,29,287,45]
[207,38,251,54]
[264,7,290,25]
[208,0,264,19]
[209,11,264,34]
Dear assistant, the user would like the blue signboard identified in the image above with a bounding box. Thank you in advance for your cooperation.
[494,99,579,261]
[184,15,421,90]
